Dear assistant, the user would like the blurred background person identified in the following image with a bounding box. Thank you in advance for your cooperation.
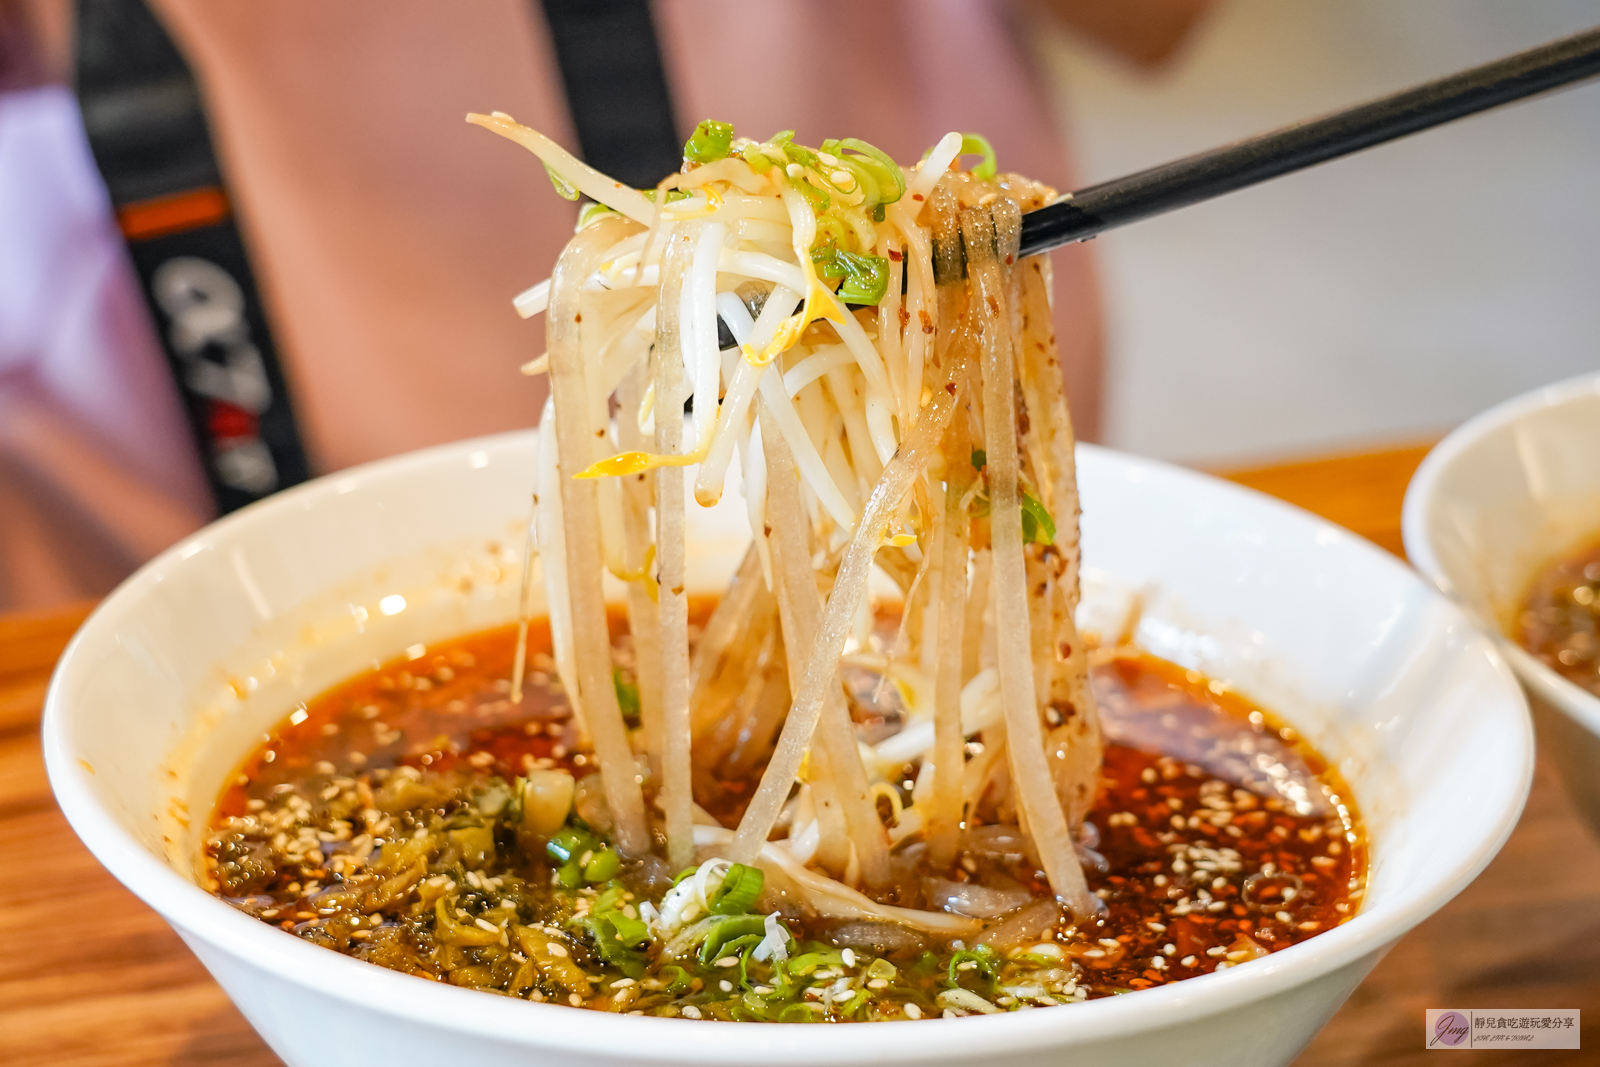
[10,2,1596,617]
[0,0,1214,612]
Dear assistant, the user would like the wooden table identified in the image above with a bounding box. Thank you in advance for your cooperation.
[2,444,1595,1066]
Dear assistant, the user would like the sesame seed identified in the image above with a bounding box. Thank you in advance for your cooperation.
[868,978,889,989]
[841,948,857,967]
[719,980,734,992]
[904,1003,922,1019]
[1181,955,1198,966]
[545,943,568,958]
[716,956,739,967]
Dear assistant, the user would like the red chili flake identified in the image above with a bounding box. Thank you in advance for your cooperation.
[944,382,957,395]
[919,310,934,334]
[912,193,924,201]
[888,249,903,262]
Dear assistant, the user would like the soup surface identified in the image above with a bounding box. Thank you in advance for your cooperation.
[1518,538,1600,698]
[205,612,1365,1021]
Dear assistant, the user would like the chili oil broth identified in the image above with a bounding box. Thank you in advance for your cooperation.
[1517,537,1600,698]
[206,615,1365,1017]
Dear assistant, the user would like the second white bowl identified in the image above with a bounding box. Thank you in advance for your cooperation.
[1404,370,1600,836]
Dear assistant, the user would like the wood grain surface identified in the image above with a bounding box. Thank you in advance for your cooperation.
[1,445,1594,1066]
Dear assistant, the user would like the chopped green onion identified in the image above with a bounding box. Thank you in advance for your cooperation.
[543,161,580,201]
[971,449,987,470]
[576,201,619,230]
[959,133,998,181]
[613,669,640,725]
[546,826,597,865]
[698,914,769,965]
[778,1002,826,1022]
[738,144,782,174]
[658,964,693,993]
[583,845,621,883]
[1020,490,1056,545]
[708,863,764,915]
[789,174,831,214]
[593,883,627,914]
[684,119,735,164]
[603,910,651,947]
[556,858,584,888]
[785,947,845,976]
[780,140,822,173]
[639,188,694,204]
[738,990,784,1021]
[811,247,889,305]
[946,944,1000,991]
[821,137,906,207]
[571,912,647,977]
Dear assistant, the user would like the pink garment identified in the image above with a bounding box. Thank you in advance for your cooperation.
[0,86,212,609]
[1,0,1100,611]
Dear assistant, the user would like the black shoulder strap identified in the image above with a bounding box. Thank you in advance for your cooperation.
[74,0,310,515]
[538,0,681,188]
[69,0,679,518]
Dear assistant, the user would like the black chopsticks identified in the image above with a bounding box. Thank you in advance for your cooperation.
[1015,25,1600,260]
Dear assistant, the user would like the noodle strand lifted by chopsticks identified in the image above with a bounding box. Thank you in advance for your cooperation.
[546,215,651,856]
[478,113,1105,925]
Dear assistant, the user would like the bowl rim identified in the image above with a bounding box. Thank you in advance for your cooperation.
[43,434,1533,1062]
[1401,369,1600,736]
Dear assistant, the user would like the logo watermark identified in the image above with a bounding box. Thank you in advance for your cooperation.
[1426,1009,1580,1050]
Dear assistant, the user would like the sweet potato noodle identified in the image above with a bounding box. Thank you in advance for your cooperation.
[204,121,1366,1021]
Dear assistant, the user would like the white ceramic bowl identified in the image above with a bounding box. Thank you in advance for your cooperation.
[45,433,1531,1067]
[1403,370,1600,836]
